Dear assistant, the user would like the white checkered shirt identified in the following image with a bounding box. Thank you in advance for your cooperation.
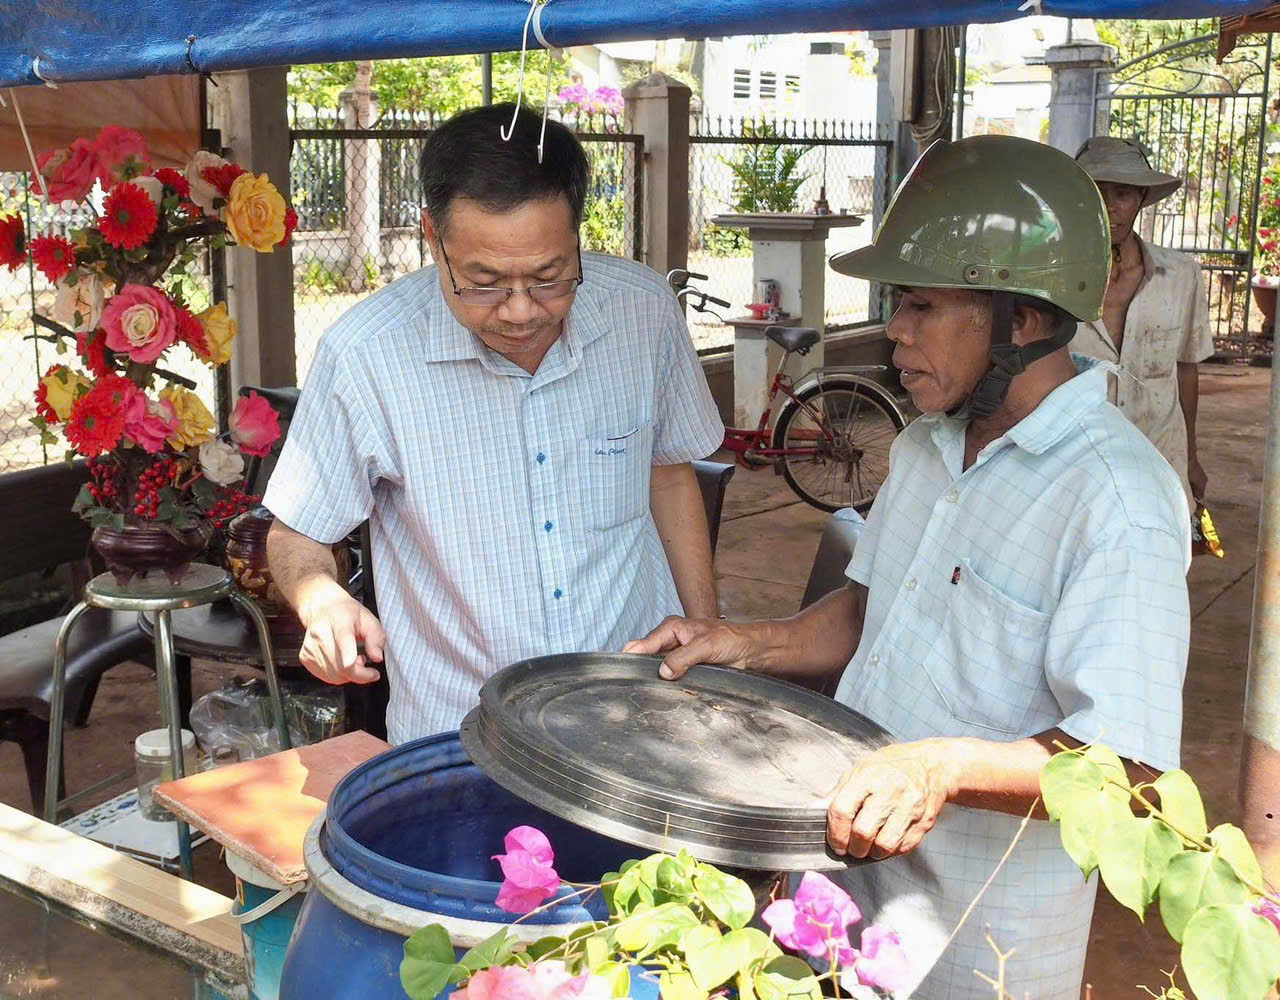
[833,359,1190,999]
[263,253,724,744]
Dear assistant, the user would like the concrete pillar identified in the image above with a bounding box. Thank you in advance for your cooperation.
[622,73,691,277]
[869,30,917,323]
[1045,42,1117,157]
[216,68,297,390]
[340,83,381,292]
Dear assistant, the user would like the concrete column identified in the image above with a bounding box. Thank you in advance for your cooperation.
[622,73,691,277]
[869,30,917,323]
[340,84,381,292]
[1045,42,1117,157]
[215,68,297,390]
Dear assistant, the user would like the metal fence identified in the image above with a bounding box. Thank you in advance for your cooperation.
[0,172,218,474]
[687,116,894,352]
[288,101,643,382]
[1097,24,1274,359]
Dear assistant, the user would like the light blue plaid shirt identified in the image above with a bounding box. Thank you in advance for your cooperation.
[834,359,1190,999]
[263,253,724,744]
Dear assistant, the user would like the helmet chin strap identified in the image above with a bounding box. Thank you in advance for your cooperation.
[947,292,1075,421]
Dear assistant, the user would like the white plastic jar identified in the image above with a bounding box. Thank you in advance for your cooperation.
[134,728,198,821]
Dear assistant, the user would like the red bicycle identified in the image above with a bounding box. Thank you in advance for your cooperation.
[671,270,907,513]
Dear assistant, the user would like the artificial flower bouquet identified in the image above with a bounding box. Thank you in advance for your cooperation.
[1,126,291,582]
[400,826,909,1000]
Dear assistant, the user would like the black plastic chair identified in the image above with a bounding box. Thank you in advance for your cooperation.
[692,459,736,555]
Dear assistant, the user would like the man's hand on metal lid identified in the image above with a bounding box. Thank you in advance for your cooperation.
[622,615,757,680]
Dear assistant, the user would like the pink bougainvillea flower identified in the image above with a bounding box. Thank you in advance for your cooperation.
[455,965,542,1000]
[35,138,99,203]
[1255,896,1280,933]
[228,390,282,458]
[848,924,912,994]
[492,825,561,914]
[762,871,862,960]
[95,126,152,186]
[530,962,614,999]
[123,392,179,454]
[101,283,177,364]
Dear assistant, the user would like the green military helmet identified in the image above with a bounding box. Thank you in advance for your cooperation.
[830,135,1110,322]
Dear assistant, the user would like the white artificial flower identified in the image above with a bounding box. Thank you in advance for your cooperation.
[132,175,164,207]
[184,150,230,213]
[199,438,245,486]
[51,268,106,333]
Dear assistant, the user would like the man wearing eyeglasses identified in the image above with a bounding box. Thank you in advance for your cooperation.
[262,103,724,744]
[1071,136,1215,510]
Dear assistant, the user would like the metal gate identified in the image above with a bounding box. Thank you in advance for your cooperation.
[1095,26,1274,359]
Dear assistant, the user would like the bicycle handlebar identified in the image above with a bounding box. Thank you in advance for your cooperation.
[703,293,731,309]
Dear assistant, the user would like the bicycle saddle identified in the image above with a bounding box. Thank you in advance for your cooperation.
[766,326,821,353]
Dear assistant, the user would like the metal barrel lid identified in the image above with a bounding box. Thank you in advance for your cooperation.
[459,652,893,871]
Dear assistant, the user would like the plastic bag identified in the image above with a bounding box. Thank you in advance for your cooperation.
[189,676,345,764]
[1192,504,1224,559]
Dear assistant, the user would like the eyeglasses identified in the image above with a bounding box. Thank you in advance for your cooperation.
[437,239,584,307]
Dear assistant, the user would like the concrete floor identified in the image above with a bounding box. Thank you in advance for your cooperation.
[0,364,1270,998]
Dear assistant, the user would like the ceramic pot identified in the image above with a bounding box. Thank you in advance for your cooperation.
[91,521,210,586]
[1252,281,1277,336]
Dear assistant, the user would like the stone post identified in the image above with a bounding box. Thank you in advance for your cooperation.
[340,80,382,292]
[1045,42,1117,157]
[869,30,917,322]
[215,68,297,390]
[622,73,691,278]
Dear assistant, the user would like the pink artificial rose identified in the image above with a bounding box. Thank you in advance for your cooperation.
[228,391,282,458]
[492,825,561,914]
[762,871,862,961]
[35,139,100,203]
[123,392,178,454]
[851,924,912,993]
[95,126,152,186]
[102,284,178,364]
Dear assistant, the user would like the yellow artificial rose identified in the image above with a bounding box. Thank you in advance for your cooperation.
[224,173,286,252]
[41,368,92,421]
[160,386,216,449]
[198,301,237,365]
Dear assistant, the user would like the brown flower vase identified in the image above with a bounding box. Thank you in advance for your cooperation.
[91,521,210,587]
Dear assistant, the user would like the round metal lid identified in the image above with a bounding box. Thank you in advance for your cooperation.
[459,653,893,871]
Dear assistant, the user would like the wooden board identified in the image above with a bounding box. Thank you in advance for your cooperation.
[0,801,244,980]
[154,730,390,886]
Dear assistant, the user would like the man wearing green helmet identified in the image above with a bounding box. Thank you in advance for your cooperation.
[628,135,1191,998]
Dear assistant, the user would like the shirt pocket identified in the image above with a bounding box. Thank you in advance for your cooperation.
[919,558,1051,736]
[1135,325,1182,382]
[585,421,654,531]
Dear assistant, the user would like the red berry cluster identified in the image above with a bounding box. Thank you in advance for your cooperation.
[209,488,260,530]
[85,455,122,507]
[132,455,180,519]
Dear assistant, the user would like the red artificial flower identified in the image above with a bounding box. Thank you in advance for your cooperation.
[276,207,298,248]
[34,364,65,423]
[200,162,248,199]
[180,200,204,219]
[29,234,78,283]
[64,382,128,457]
[151,168,190,198]
[175,305,209,357]
[99,182,158,250]
[78,328,112,378]
[0,214,25,272]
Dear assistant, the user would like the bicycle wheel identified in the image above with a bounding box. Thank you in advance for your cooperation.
[771,379,905,513]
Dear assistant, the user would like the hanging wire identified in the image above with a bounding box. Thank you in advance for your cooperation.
[500,0,557,163]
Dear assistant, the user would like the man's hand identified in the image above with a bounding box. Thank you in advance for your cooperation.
[622,616,759,680]
[1188,453,1208,504]
[297,585,385,685]
[827,740,958,860]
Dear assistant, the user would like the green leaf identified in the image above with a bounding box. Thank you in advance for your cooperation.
[1158,851,1251,943]
[155,500,177,521]
[693,864,756,930]
[400,925,466,1000]
[1181,902,1280,1000]
[584,934,609,972]
[39,427,60,448]
[458,928,513,973]
[403,925,454,965]
[658,856,696,903]
[612,901,701,958]
[753,957,823,1000]
[658,969,707,1000]
[598,961,631,998]
[72,483,94,513]
[524,936,566,961]
[687,928,780,992]
[1154,770,1208,844]
[1209,824,1265,889]
[109,513,125,532]
[1097,814,1185,919]
[1083,744,1132,806]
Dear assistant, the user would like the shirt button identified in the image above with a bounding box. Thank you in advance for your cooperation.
[553,588,563,600]
[544,520,553,532]
[905,578,918,591]
[946,489,959,503]
[869,653,880,665]
[536,452,546,464]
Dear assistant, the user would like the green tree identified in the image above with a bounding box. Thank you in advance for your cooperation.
[723,123,811,213]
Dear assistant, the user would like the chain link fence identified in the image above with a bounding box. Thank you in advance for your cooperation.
[288,101,642,382]
[687,116,893,352]
[0,172,217,474]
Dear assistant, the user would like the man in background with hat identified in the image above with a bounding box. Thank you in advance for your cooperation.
[1072,135,1214,507]
[629,134,1190,999]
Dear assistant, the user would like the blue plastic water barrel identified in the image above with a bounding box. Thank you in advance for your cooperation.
[279,733,660,999]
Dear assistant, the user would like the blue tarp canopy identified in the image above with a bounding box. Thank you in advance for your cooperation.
[0,0,1273,89]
